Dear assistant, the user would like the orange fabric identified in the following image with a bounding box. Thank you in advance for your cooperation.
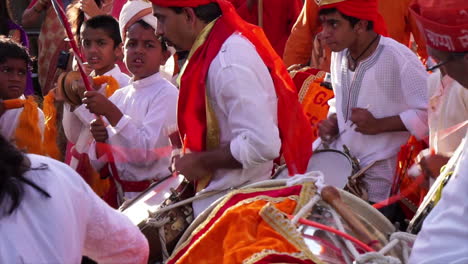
[72,147,110,198]
[15,96,43,155]
[3,98,25,109]
[319,0,389,37]
[92,75,119,98]
[42,91,61,160]
[174,199,300,264]
[283,0,428,68]
[168,184,307,263]
[283,0,321,67]
[229,0,303,56]
[379,0,427,60]
[391,136,428,219]
[152,0,313,177]
[292,69,334,143]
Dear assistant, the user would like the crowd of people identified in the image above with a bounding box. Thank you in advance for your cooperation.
[0,0,467,263]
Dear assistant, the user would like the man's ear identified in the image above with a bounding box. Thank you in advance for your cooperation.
[355,20,368,33]
[183,7,197,25]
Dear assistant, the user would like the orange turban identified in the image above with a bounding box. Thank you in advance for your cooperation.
[410,0,468,52]
[317,0,388,36]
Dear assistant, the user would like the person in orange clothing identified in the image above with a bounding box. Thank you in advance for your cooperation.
[228,0,303,56]
[283,0,428,69]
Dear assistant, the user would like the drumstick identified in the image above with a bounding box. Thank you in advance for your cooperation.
[182,134,187,156]
[321,185,382,250]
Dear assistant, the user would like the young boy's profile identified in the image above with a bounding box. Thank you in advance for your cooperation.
[83,0,178,207]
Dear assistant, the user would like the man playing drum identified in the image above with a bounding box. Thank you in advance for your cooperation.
[409,0,468,262]
[151,0,313,216]
[316,0,429,207]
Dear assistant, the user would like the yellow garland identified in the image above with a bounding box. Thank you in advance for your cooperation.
[15,96,43,155]
[93,75,119,98]
[42,90,61,160]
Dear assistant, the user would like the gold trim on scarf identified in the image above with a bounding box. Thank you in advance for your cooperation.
[295,182,318,215]
[297,71,326,103]
[253,203,324,264]
[177,18,218,87]
[177,18,221,192]
[315,0,346,6]
[244,249,312,264]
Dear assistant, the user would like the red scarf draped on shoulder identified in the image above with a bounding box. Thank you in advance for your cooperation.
[152,0,313,175]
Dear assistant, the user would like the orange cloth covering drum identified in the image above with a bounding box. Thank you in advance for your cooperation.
[290,68,334,143]
[167,183,321,264]
[390,136,428,219]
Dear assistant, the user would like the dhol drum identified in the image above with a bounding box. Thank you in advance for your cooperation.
[173,179,398,264]
[120,175,194,263]
[274,149,360,189]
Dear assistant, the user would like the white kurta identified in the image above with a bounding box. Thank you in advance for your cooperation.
[62,65,130,169]
[192,33,281,215]
[326,36,429,202]
[88,72,178,188]
[0,154,148,264]
[427,72,468,156]
[409,132,468,263]
[0,95,45,146]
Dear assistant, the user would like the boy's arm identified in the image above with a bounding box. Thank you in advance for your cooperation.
[83,91,123,126]
[86,87,178,166]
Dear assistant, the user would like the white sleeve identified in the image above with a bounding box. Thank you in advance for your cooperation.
[81,170,149,263]
[103,88,177,166]
[62,103,95,144]
[209,36,281,169]
[327,97,337,116]
[399,60,429,140]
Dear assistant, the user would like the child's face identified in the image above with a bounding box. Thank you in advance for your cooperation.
[124,23,170,81]
[0,58,27,100]
[81,27,122,76]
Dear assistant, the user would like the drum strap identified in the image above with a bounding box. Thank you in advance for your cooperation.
[100,161,152,207]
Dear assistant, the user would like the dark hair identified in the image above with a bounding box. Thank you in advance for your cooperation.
[81,15,122,48]
[0,134,50,217]
[169,3,222,24]
[0,37,32,69]
[319,8,374,31]
[131,20,168,52]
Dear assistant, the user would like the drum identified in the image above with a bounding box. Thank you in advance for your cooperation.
[274,149,359,189]
[120,175,194,263]
[174,179,396,264]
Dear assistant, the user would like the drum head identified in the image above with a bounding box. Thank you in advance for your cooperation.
[121,175,184,226]
[307,150,353,189]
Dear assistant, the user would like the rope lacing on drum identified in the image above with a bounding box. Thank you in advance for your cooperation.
[146,216,171,261]
[354,232,416,264]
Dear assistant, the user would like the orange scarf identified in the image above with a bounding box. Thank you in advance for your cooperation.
[14,96,43,155]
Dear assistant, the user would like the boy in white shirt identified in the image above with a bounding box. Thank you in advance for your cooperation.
[0,37,45,154]
[83,3,178,207]
[62,15,130,197]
